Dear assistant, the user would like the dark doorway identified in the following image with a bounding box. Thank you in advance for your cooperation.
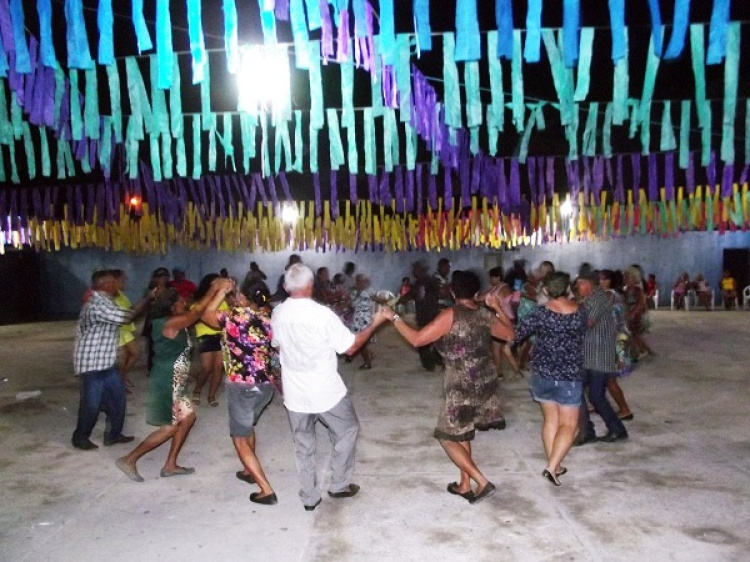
[0,248,42,325]
[722,249,750,305]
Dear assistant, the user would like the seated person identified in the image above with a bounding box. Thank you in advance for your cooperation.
[720,270,737,310]
[646,274,658,309]
[693,274,712,310]
[672,272,690,309]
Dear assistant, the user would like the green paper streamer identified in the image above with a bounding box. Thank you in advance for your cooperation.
[388,108,400,167]
[383,108,394,172]
[56,139,65,179]
[582,102,598,157]
[100,117,112,176]
[192,114,202,179]
[200,56,212,131]
[679,100,691,169]
[340,52,354,128]
[241,113,256,174]
[705,188,713,231]
[511,30,524,132]
[701,101,711,166]
[8,136,19,183]
[170,54,183,139]
[443,34,462,130]
[364,108,375,175]
[628,99,639,139]
[65,138,75,176]
[22,122,35,179]
[161,131,173,179]
[487,32,505,132]
[397,34,411,123]
[308,41,324,129]
[405,122,416,170]
[0,145,5,181]
[327,108,344,170]
[260,111,269,177]
[150,56,169,136]
[639,30,662,155]
[126,118,139,179]
[464,61,482,128]
[745,99,750,165]
[125,58,144,140]
[487,106,499,156]
[573,28,594,102]
[207,113,216,172]
[558,31,576,131]
[0,85,10,144]
[612,28,629,125]
[518,109,536,163]
[370,37,383,117]
[69,71,83,141]
[535,102,546,130]
[150,134,162,181]
[84,69,99,139]
[309,124,318,173]
[221,113,236,171]
[105,64,122,143]
[690,24,707,128]
[720,22,739,164]
[293,110,303,172]
[347,124,357,173]
[40,126,51,176]
[469,127,479,155]
[603,102,613,158]
[567,103,579,160]
[543,30,567,124]
[10,91,22,140]
[176,136,186,176]
[660,101,676,151]
[54,67,64,131]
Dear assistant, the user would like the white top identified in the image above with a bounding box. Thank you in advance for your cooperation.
[271,298,355,413]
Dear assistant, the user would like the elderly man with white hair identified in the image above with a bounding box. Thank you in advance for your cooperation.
[271,263,388,511]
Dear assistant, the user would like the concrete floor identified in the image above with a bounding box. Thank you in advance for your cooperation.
[1,311,748,562]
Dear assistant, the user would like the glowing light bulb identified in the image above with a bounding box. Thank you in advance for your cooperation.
[560,199,573,218]
[281,203,298,224]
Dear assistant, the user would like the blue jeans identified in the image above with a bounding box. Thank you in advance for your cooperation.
[72,367,127,444]
[579,369,627,438]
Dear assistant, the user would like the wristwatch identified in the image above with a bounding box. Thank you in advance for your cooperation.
[391,314,402,322]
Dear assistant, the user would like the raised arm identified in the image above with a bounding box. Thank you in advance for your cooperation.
[163,278,227,339]
[381,306,453,348]
[342,309,390,356]
[200,278,234,328]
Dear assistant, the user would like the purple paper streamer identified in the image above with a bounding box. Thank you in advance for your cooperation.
[330,170,338,218]
[605,158,613,188]
[42,186,51,220]
[592,156,604,205]
[379,170,390,206]
[415,164,423,211]
[546,157,555,199]
[43,66,55,127]
[740,165,749,186]
[253,173,268,206]
[664,152,675,200]
[337,10,350,61]
[444,169,453,210]
[56,77,70,137]
[349,173,357,205]
[615,155,625,202]
[245,176,257,209]
[319,0,334,60]
[565,158,579,198]
[497,158,507,206]
[394,166,404,213]
[74,185,83,224]
[471,155,482,196]
[0,0,13,55]
[527,157,537,205]
[537,157,546,203]
[631,154,641,191]
[405,169,414,212]
[275,0,289,20]
[480,157,492,200]
[647,154,658,201]
[267,175,279,207]
[30,62,45,126]
[31,187,42,217]
[367,173,377,203]
[582,157,591,199]
[313,172,321,215]
[237,176,254,208]
[8,51,24,100]
[509,158,521,208]
[706,151,716,191]
[23,37,38,108]
[721,163,733,198]
[427,169,437,210]
[278,171,293,200]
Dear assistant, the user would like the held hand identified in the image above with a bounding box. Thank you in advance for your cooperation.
[379,306,396,322]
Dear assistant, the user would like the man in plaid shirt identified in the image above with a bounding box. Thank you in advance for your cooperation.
[72,270,151,450]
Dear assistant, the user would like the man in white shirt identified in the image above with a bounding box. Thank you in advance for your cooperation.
[271,263,388,511]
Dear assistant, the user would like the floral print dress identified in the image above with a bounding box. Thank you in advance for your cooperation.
[218,306,280,389]
[433,305,504,442]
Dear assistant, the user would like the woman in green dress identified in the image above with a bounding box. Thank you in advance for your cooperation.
[115,282,221,482]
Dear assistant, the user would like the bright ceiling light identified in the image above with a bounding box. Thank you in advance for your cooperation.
[237,45,290,120]
[280,203,299,224]
[560,199,573,218]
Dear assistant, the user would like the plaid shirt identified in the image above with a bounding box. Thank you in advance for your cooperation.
[582,287,618,373]
[73,291,130,375]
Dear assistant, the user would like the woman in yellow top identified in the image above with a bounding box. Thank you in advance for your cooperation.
[721,270,737,310]
[191,274,228,406]
[112,270,140,391]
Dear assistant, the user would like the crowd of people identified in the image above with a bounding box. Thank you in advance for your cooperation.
[72,254,664,509]
[670,270,739,310]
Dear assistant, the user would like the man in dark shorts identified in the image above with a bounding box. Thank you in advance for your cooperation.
[397,261,442,371]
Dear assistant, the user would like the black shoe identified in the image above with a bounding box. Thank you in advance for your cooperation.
[573,434,597,447]
[104,435,135,446]
[236,471,256,484]
[72,438,98,450]
[304,499,322,512]
[598,432,629,443]
[619,413,634,421]
[469,482,496,505]
[249,492,278,505]
[447,482,474,500]
[328,484,360,498]
[542,469,561,487]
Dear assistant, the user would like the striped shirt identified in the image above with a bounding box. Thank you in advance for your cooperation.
[582,287,618,373]
[73,291,129,375]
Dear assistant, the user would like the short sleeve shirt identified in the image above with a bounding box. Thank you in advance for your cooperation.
[217,306,276,385]
[73,291,129,374]
[270,298,355,413]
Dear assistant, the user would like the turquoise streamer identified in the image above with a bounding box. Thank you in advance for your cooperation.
[608,0,625,61]
[464,61,481,128]
[99,118,111,176]
[161,132,173,179]
[646,0,663,55]
[40,126,50,176]
[405,122,416,170]
[9,134,19,183]
[430,104,440,175]
[487,32,505,132]
[470,127,479,156]
[125,58,144,140]
[97,0,113,65]
[176,136,186,176]
[10,0,31,73]
[10,92,21,139]
[364,108,375,175]
[150,56,169,136]
[690,24,707,127]
[347,123,357,173]
[290,0,310,69]
[379,0,396,65]
[524,0,542,63]
[535,102,546,130]
[258,0,277,45]
[700,101,711,166]
[603,103,612,158]
[0,86,9,143]
[442,34,462,130]
[414,0,432,53]
[150,135,162,181]
[169,54,183,138]
[105,64,122,143]
[397,35,411,122]
[327,108,344,170]
[518,109,536,163]
[308,41,324,129]
[0,33,7,77]
[84,68,99,139]
[371,37,383,116]
[79,139,92,173]
[543,30,568,125]
[664,0,690,59]
[192,115,202,179]
[639,30,662,155]
[22,122,35,179]
[65,0,94,69]
[567,104,579,159]
[132,0,153,53]
[304,0,321,31]
[53,67,64,129]
[69,71,83,141]
[628,99,639,139]
[388,109,399,167]
[612,28,629,125]
[679,100,690,169]
[37,0,57,67]
[706,0,729,65]
[126,118,139,179]
[720,22,739,164]
[208,114,217,172]
[279,120,292,172]
[341,53,354,127]
[512,30,524,132]
[56,139,67,179]
[383,108,394,172]
[573,28,593,101]
[200,55,211,130]
[156,0,173,89]
[455,0,480,62]
[746,100,750,165]
[309,124,318,173]
[187,0,207,84]
[660,101,676,151]
[241,113,256,174]
[582,102,598,157]
[487,106,499,156]
[293,110,303,172]
[563,0,580,67]
[224,0,239,73]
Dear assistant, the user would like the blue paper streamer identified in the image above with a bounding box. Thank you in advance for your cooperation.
[608,0,625,61]
[290,0,310,68]
[495,0,513,60]
[647,0,663,56]
[664,0,690,59]
[9,0,30,73]
[706,0,729,65]
[258,0,277,45]
[224,0,239,73]
[455,0,480,62]
[353,0,366,37]
[156,0,173,89]
[379,0,396,65]
[413,0,432,53]
[97,0,113,65]
[304,0,321,31]
[187,0,207,84]
[524,0,542,63]
[36,0,56,67]
[563,0,580,67]
[132,0,153,54]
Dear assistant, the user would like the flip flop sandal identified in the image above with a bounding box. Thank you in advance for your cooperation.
[191,394,201,405]
[208,397,219,407]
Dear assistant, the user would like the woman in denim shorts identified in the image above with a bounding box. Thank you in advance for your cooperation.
[191,274,226,407]
[513,272,588,487]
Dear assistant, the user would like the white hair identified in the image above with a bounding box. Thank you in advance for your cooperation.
[284,263,314,294]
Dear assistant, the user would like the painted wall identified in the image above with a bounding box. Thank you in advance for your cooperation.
[24,231,750,319]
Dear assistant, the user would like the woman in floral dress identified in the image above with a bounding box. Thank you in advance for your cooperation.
[383,270,514,505]
[348,274,377,369]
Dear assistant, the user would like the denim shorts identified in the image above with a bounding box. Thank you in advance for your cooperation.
[529,373,583,407]
[225,381,274,437]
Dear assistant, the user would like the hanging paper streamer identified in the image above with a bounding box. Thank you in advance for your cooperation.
[720,22,739,164]
[327,108,344,170]
[700,101,712,166]
[524,0,542,63]
[413,0,432,53]
[192,115,201,179]
[512,31,524,132]
[573,28,594,101]
[293,110,303,172]
[562,0,580,67]
[36,0,56,67]
[156,0,173,89]
[660,101,676,151]
[603,103,613,158]
[455,0,480,62]
[364,108,375,175]
[304,0,321,30]
[308,41,324,129]
[289,0,310,69]
[664,0,690,59]
[84,68,99,139]
[223,0,239,73]
[370,37,383,115]
[131,0,153,54]
[679,100,690,169]
[706,0,729,65]
[258,0,277,45]
[608,0,625,61]
[646,0,663,56]
[495,0,513,60]
[379,0,396,66]
[96,0,113,66]
[442,34,462,131]
[397,35,411,122]
[464,62,481,129]
[64,0,94,69]
[582,103,597,157]
[746,99,750,166]
[9,0,30,73]
[612,28,629,125]
[487,32,505,135]
[690,24,707,127]
[639,30,662,155]
[187,0,207,84]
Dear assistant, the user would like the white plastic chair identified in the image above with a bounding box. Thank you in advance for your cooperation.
[650,289,659,310]
[743,286,750,310]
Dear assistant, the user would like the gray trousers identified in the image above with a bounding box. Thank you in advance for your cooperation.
[286,395,360,506]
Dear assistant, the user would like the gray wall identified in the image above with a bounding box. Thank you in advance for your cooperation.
[34,231,750,318]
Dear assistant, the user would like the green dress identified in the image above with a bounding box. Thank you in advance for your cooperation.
[147,318,193,426]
